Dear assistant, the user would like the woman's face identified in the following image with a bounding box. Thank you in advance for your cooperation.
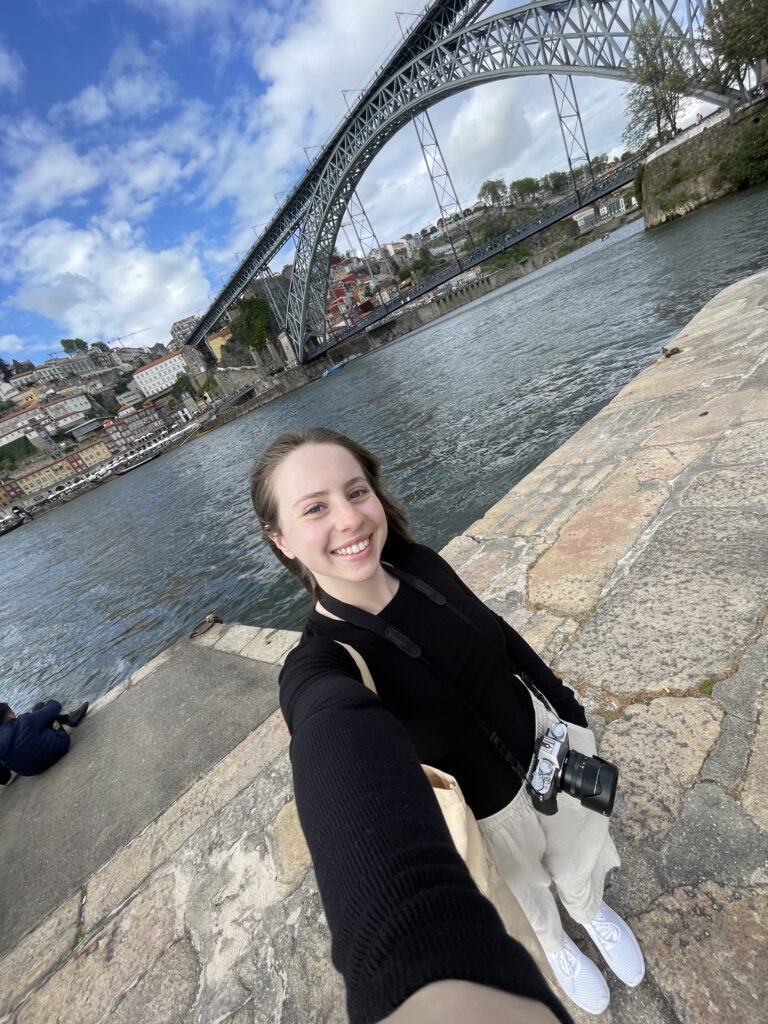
[268,442,388,595]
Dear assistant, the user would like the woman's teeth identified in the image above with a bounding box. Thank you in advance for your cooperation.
[334,538,370,556]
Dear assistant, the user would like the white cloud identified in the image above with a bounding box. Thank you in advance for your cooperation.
[8,140,102,217]
[0,334,25,355]
[51,38,176,127]
[9,218,210,345]
[62,85,111,126]
[450,82,532,172]
[0,1,639,357]
[0,40,25,93]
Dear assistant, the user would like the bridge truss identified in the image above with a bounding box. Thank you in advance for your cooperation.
[186,0,730,363]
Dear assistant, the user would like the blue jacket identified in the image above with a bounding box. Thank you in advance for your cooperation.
[0,701,70,775]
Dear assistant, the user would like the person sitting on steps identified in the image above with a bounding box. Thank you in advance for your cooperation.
[0,699,89,785]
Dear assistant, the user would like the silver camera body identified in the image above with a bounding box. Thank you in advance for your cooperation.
[527,719,618,817]
[528,721,569,814]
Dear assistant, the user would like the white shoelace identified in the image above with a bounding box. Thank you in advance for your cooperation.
[590,913,622,949]
[552,945,582,980]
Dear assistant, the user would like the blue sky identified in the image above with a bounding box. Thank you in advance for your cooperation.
[0,1,701,364]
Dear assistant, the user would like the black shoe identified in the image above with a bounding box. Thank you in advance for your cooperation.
[67,702,89,728]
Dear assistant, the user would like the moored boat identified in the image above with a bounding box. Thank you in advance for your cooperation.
[0,517,24,537]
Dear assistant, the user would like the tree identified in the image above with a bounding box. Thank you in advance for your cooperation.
[0,356,11,383]
[704,0,768,98]
[477,178,507,207]
[622,17,695,147]
[229,297,272,351]
[170,374,192,401]
[509,177,539,203]
[196,376,220,399]
[91,341,110,352]
[542,170,569,194]
[60,338,88,355]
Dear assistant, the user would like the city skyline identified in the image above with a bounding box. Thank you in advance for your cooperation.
[1,1,708,363]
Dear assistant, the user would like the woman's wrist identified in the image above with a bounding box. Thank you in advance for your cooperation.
[380,980,563,1024]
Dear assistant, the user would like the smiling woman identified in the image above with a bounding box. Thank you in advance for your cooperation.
[249,425,643,1020]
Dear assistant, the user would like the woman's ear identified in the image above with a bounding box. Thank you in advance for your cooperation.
[268,530,294,560]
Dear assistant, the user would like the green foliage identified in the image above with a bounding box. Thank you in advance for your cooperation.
[0,435,35,474]
[0,356,11,383]
[698,678,718,695]
[481,240,533,271]
[113,370,134,395]
[719,114,768,189]
[658,190,696,212]
[196,376,220,398]
[91,341,110,352]
[405,247,444,283]
[170,374,192,400]
[477,177,507,206]
[623,16,695,146]
[703,0,768,97]
[0,399,16,414]
[541,170,569,194]
[509,176,539,203]
[60,338,88,355]
[229,297,272,351]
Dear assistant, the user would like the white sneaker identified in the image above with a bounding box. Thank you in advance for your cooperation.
[546,934,610,1015]
[585,902,645,987]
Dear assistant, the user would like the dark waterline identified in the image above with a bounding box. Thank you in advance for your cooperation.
[2,186,768,710]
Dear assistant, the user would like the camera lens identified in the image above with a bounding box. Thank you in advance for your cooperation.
[561,752,618,816]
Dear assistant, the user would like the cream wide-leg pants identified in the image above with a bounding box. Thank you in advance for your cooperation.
[478,697,620,954]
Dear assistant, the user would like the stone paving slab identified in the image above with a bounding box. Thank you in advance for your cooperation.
[2,270,768,1024]
[442,267,768,1024]
[0,639,283,957]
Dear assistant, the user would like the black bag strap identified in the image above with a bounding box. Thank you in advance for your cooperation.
[317,568,533,785]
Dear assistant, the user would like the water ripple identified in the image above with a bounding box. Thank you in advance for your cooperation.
[2,187,767,709]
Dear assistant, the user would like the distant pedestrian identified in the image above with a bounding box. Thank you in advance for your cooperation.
[695,112,703,126]
[0,699,89,785]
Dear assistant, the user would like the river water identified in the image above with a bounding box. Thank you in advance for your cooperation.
[2,186,768,710]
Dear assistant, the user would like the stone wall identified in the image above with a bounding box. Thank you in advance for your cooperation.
[642,99,767,228]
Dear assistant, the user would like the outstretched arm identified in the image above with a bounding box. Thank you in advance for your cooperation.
[283,655,572,1024]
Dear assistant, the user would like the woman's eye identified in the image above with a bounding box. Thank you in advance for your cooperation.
[349,488,368,500]
[304,504,323,515]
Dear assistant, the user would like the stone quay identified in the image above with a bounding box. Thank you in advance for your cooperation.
[1,268,767,1024]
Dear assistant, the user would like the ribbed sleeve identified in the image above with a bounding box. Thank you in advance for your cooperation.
[284,668,572,1024]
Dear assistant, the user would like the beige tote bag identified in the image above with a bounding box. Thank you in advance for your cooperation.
[335,642,549,976]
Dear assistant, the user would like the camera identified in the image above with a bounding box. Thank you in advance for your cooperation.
[527,721,618,817]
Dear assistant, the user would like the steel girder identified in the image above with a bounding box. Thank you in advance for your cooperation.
[285,0,725,361]
[184,0,493,355]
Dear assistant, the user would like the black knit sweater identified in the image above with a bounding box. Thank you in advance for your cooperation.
[282,540,587,818]
[280,540,580,1024]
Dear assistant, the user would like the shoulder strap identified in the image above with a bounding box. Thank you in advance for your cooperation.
[334,641,377,694]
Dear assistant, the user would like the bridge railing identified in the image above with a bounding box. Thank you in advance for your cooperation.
[323,159,640,350]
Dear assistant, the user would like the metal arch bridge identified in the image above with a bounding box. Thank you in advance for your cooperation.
[186,0,730,364]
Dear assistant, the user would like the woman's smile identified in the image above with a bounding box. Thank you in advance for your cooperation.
[331,535,372,558]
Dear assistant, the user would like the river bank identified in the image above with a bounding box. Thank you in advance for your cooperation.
[2,268,766,1024]
[642,95,768,227]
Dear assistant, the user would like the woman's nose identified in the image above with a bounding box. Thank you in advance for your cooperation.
[335,500,364,531]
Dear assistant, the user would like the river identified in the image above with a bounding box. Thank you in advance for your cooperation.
[2,185,768,710]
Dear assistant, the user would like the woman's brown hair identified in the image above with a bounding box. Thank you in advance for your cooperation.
[250,427,412,598]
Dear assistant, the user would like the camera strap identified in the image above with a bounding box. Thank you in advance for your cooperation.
[317,564,532,785]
